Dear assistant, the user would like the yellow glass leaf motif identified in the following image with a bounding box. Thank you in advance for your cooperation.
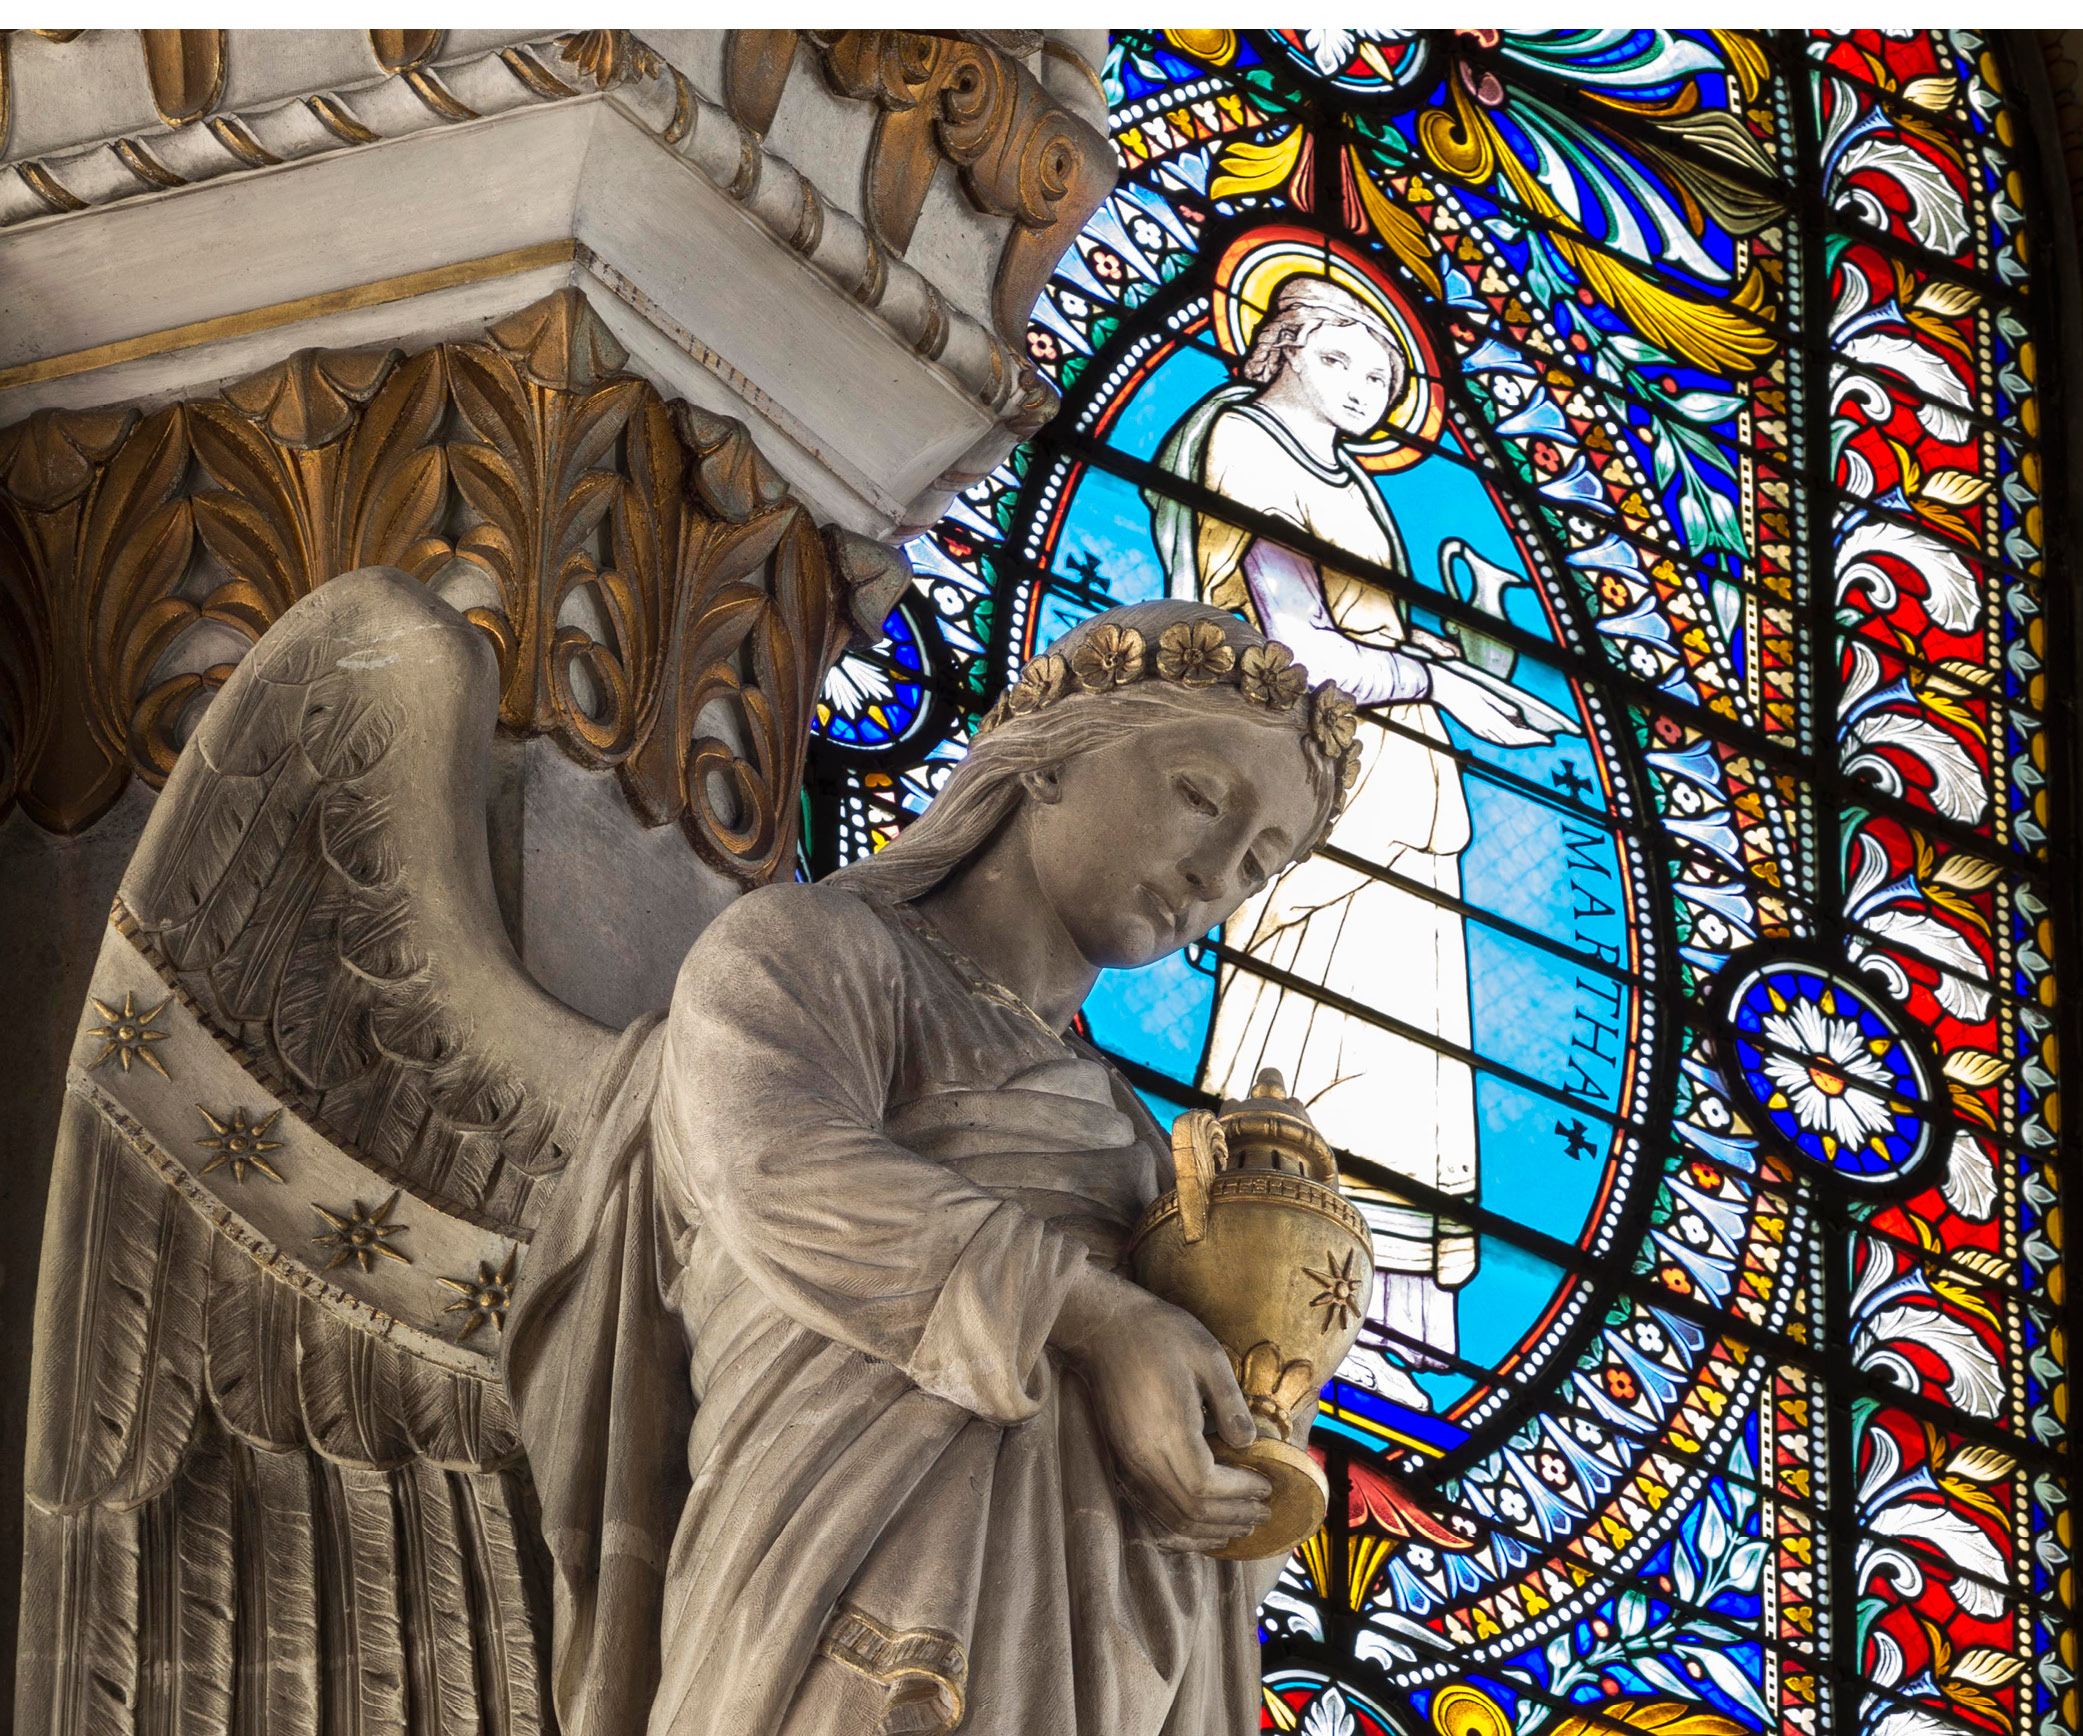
[1211,127,1303,200]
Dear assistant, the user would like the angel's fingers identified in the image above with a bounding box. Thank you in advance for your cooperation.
[1192,1496,1273,1533]
[1196,1363,1256,1450]
[1198,1461,1275,1505]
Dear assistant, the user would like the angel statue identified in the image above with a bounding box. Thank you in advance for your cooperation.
[22,567,1459,1736]
[1147,271,1576,1406]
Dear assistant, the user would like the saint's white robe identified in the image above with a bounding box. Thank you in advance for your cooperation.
[1189,405,1481,1374]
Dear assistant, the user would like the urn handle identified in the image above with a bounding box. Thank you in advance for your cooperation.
[1169,1110,1227,1243]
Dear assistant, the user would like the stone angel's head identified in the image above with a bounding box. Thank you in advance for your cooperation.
[827,601,1361,971]
[1241,276,1407,442]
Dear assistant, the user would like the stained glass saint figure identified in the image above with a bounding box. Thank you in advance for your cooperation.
[1146,272,1573,1404]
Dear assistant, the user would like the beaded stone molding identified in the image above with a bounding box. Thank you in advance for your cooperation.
[972,619,1364,832]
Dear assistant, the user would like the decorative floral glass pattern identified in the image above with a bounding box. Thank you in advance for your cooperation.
[803,29,2070,1736]
[1719,959,1943,1186]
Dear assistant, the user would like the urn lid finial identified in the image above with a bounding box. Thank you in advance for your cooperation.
[1220,1071,1337,1183]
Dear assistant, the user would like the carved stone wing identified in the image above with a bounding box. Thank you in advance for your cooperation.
[20,568,623,1736]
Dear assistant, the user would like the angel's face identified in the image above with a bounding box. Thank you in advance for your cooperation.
[1283,322,1400,438]
[1017,711,1323,971]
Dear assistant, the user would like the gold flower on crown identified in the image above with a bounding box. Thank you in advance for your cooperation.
[1238,642,1308,710]
[1156,619,1236,687]
[1309,682,1358,758]
[1006,652,1069,714]
[1071,623,1146,692]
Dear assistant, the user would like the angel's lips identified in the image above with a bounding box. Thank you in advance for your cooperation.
[1136,883,1186,934]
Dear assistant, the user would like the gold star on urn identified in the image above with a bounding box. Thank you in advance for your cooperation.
[1303,1248,1364,1333]
[85,991,173,1076]
[437,1249,519,1340]
[195,1105,286,1183]
[311,1190,411,1273]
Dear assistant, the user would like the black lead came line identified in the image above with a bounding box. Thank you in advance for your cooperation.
[1046,425,2048,879]
[1097,1029,2062,1485]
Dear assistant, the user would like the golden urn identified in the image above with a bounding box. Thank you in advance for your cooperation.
[1127,1067,1374,1560]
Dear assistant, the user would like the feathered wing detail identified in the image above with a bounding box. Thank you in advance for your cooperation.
[245,1447,322,1736]
[21,569,621,1736]
[461,1473,551,1736]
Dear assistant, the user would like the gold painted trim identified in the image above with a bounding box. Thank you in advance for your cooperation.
[305,92,377,146]
[788,176,823,255]
[498,44,576,102]
[113,136,184,191]
[17,159,85,214]
[405,66,479,122]
[0,239,577,393]
[141,28,227,128]
[1040,36,1106,102]
[818,1606,967,1734]
[206,112,279,168]
[369,28,444,75]
[662,66,696,146]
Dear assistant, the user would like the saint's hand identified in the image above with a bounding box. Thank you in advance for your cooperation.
[1408,625,1464,662]
[1052,1267,1273,1550]
[1428,662,1555,748]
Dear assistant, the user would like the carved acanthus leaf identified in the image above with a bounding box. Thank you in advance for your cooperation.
[0,287,892,881]
[0,405,194,830]
[169,347,450,779]
[723,29,800,137]
[448,290,648,751]
[555,30,662,92]
[739,29,1113,345]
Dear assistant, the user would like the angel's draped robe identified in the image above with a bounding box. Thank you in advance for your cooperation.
[508,883,1274,1736]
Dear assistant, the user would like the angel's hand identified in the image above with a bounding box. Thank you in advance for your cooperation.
[1053,1267,1271,1550]
[1408,625,1464,662]
[1429,663,1554,748]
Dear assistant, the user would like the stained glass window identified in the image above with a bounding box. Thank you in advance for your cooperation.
[806,30,2070,1736]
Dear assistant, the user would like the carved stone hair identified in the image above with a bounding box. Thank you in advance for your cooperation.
[825,600,1353,907]
[1240,275,1409,397]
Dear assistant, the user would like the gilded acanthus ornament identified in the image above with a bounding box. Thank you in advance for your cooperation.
[722,29,1114,347]
[556,29,662,91]
[0,287,906,882]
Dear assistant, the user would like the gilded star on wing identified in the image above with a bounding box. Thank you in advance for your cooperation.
[86,991,173,1076]
[195,1104,286,1183]
[311,1190,411,1273]
[1303,1248,1363,1332]
[437,1248,519,1340]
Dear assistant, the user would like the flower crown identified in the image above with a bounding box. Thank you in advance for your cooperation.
[972,618,1363,824]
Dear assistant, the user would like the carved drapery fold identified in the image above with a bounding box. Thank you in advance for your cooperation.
[723,28,1114,346]
[0,287,905,884]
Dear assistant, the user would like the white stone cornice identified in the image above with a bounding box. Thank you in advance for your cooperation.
[0,30,1068,537]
